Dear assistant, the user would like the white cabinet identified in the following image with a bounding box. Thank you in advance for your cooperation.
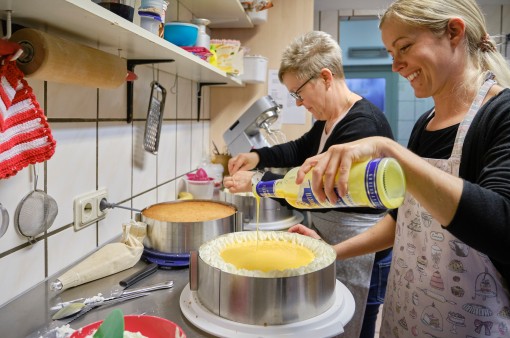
[0,0,246,85]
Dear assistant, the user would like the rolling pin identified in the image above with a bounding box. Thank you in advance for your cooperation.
[10,28,127,88]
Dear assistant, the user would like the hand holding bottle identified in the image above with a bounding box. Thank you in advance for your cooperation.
[296,137,389,204]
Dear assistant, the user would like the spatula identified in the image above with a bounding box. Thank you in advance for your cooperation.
[93,308,124,338]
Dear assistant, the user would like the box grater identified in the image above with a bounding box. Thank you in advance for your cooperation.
[143,81,166,154]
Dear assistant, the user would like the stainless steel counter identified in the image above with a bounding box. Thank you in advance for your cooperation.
[0,261,215,338]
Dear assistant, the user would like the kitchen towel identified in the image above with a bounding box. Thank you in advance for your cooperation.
[10,28,128,89]
[0,58,56,179]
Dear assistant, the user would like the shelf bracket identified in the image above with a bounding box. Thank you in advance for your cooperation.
[197,82,226,122]
[127,59,174,123]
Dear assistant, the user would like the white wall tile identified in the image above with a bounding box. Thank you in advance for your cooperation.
[98,84,127,119]
[47,224,97,278]
[397,101,416,121]
[98,122,132,203]
[158,182,177,202]
[133,190,157,212]
[414,98,434,118]
[397,120,416,146]
[398,78,415,101]
[132,65,155,120]
[98,204,133,246]
[177,77,193,119]
[132,121,157,195]
[191,120,206,168]
[0,165,37,251]
[47,123,97,230]
[25,78,45,107]
[158,71,178,119]
[175,121,192,176]
[0,242,45,307]
[158,121,177,183]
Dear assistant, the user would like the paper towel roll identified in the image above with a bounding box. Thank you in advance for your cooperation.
[10,28,127,89]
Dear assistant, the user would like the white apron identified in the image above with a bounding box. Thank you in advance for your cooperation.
[381,77,510,338]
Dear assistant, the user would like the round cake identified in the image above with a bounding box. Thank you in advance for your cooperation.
[199,231,336,277]
[142,201,236,222]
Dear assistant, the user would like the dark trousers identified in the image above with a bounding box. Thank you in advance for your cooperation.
[359,248,392,338]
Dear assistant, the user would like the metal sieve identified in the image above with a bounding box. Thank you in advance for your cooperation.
[0,202,8,239]
[14,166,58,243]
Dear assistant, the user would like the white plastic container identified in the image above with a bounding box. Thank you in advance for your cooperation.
[240,55,268,84]
[185,178,214,199]
[139,12,162,35]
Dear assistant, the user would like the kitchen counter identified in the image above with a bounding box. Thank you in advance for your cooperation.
[0,260,215,338]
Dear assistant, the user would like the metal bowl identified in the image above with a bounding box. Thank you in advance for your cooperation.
[190,232,337,325]
[140,200,241,254]
[219,189,302,229]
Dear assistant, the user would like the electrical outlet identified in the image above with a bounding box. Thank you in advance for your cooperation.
[73,188,108,231]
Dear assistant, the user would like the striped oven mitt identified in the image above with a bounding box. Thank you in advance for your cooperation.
[0,57,56,179]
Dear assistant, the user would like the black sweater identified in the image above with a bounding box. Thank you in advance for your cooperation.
[392,88,510,283]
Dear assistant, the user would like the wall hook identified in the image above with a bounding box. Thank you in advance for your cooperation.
[2,10,12,39]
[197,82,226,122]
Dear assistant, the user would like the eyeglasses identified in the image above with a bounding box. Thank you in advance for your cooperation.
[289,76,314,101]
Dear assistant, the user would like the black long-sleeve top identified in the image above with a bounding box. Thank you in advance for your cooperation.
[391,88,510,282]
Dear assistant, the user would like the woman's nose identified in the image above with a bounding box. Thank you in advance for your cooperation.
[295,98,303,106]
[392,56,404,73]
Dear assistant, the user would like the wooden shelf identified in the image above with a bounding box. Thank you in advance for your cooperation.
[0,0,243,86]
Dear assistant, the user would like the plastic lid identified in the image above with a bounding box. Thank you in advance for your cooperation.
[138,11,164,22]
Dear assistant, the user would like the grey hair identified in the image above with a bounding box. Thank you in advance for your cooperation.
[380,0,510,88]
[278,31,345,83]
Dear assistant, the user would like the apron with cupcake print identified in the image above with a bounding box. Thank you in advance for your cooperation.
[381,75,510,338]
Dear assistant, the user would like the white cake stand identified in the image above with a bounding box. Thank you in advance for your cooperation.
[180,279,355,338]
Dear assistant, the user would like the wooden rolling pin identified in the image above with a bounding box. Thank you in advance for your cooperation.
[10,28,127,88]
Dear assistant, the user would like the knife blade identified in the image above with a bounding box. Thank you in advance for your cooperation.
[58,292,150,325]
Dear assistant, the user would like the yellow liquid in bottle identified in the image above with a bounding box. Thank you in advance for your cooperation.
[220,240,315,272]
[258,158,406,209]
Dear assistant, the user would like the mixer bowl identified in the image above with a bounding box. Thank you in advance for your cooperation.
[219,189,302,230]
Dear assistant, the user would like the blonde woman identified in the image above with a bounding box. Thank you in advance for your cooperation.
[290,0,510,337]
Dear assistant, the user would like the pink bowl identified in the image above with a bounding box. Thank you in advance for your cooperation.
[70,315,186,338]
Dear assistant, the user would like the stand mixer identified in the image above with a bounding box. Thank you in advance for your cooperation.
[223,95,282,156]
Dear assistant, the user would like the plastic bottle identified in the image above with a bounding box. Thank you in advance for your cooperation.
[192,18,211,49]
[253,158,406,209]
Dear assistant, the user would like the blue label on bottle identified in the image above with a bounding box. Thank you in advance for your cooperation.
[300,185,324,207]
[255,181,277,197]
[365,159,385,208]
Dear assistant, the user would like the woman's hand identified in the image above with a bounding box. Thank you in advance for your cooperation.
[223,171,255,193]
[288,224,322,240]
[228,152,260,175]
[296,137,388,204]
